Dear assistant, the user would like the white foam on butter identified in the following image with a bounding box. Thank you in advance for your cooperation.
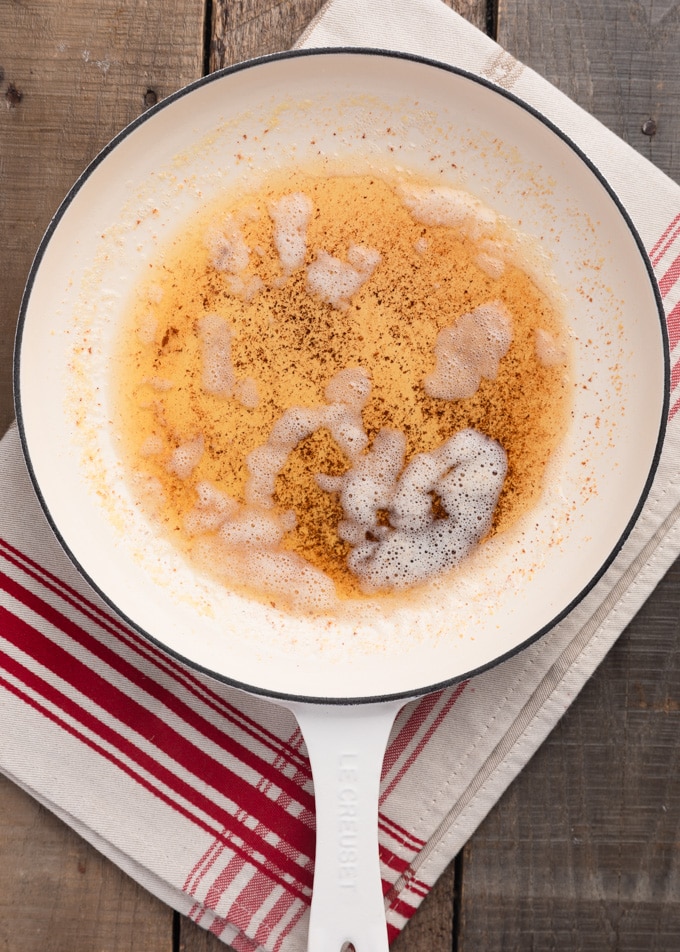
[198,313,235,397]
[136,309,158,345]
[198,314,260,408]
[199,498,334,612]
[245,367,371,511]
[184,480,238,535]
[234,376,260,409]
[306,245,381,310]
[158,360,508,611]
[425,301,513,400]
[475,238,508,279]
[130,471,166,516]
[331,428,407,545]
[140,434,164,457]
[269,192,313,273]
[345,430,507,592]
[398,185,497,239]
[241,549,336,613]
[147,283,164,304]
[218,509,290,549]
[226,274,264,300]
[166,435,204,480]
[475,252,505,279]
[535,328,568,367]
[204,215,251,274]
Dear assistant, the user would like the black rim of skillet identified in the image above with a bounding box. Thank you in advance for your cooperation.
[13,47,671,705]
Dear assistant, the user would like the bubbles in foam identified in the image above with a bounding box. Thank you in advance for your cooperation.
[425,301,513,400]
[204,215,251,274]
[242,549,336,613]
[184,480,238,535]
[245,444,291,508]
[346,245,381,274]
[218,509,290,549]
[535,328,568,367]
[268,192,313,273]
[193,494,333,613]
[475,238,507,279]
[139,434,164,457]
[245,367,372,512]
[225,273,264,301]
[475,252,505,280]
[306,245,381,310]
[199,313,235,397]
[330,428,407,544]
[324,366,372,410]
[166,435,204,480]
[398,184,497,239]
[234,377,260,409]
[147,283,164,304]
[198,314,262,408]
[136,309,158,345]
[344,430,508,592]
[196,516,335,614]
[195,480,237,512]
[129,471,166,518]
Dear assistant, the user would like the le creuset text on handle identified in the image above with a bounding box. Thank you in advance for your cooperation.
[287,699,407,952]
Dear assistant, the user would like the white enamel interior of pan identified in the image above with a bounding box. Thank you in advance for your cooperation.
[16,51,667,701]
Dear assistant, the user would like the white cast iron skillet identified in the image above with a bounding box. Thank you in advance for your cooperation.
[15,51,668,950]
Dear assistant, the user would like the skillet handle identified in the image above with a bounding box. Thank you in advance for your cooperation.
[288,698,406,952]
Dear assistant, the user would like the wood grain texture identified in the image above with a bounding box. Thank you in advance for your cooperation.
[210,0,328,69]
[458,565,680,951]
[393,861,456,951]
[208,0,487,71]
[0,774,173,952]
[0,0,205,435]
[496,0,680,182]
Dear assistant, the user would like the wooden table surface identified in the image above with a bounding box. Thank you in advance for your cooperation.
[1,1,679,949]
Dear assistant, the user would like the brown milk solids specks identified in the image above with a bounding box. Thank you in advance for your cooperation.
[113,169,571,614]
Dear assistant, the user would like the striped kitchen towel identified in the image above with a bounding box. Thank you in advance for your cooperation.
[2,0,680,949]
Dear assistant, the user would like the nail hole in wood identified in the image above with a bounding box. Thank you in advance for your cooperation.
[5,83,23,108]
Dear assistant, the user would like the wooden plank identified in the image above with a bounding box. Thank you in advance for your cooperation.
[208,0,487,71]
[496,0,680,182]
[0,0,206,435]
[458,566,680,950]
[209,0,329,69]
[0,774,172,952]
[393,861,456,951]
